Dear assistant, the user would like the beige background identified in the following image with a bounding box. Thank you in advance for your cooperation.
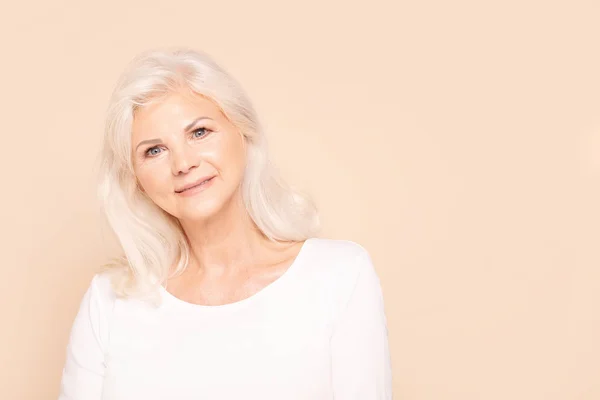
[1,1,599,399]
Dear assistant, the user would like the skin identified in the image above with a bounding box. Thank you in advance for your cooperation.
[131,89,305,306]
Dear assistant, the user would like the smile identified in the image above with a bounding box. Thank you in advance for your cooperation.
[175,176,215,195]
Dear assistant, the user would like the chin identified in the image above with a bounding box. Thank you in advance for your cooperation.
[178,210,217,223]
[175,196,229,222]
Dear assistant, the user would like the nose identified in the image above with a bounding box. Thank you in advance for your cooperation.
[171,145,199,175]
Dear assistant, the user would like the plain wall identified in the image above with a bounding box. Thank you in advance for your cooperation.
[1,1,599,399]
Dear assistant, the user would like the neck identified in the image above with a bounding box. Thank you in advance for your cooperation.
[178,193,269,276]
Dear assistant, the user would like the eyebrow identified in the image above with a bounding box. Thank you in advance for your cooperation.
[135,116,213,151]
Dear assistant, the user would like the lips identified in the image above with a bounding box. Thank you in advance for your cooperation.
[175,176,215,193]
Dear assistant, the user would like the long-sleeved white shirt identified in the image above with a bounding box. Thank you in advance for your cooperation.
[58,238,392,399]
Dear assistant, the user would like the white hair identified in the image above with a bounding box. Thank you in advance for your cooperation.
[97,48,321,302]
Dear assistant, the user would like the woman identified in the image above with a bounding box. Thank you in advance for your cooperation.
[58,48,392,399]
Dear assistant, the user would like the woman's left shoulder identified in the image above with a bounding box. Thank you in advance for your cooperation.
[303,238,381,319]
[308,237,372,261]
[305,237,375,281]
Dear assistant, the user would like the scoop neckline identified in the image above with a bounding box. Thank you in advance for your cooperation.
[159,237,315,312]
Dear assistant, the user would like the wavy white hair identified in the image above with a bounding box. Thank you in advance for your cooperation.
[97,48,321,301]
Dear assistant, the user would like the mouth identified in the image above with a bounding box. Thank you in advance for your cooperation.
[175,176,216,194]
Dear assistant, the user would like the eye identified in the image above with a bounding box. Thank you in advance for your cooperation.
[145,146,163,157]
[192,127,211,139]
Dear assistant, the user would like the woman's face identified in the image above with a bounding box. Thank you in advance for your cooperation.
[131,90,247,222]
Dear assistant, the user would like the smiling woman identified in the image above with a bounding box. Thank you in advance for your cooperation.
[57,48,392,399]
[131,92,247,223]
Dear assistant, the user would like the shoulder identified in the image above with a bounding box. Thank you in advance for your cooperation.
[302,237,376,294]
[298,238,381,327]
[90,271,117,297]
[84,271,118,315]
[306,237,370,262]
[66,272,119,355]
[305,237,373,275]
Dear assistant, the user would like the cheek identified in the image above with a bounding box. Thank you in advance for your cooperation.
[202,140,246,179]
[136,165,171,195]
[217,136,247,176]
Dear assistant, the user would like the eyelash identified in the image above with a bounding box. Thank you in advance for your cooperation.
[144,127,212,158]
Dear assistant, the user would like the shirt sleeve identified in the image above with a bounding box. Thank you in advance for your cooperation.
[331,248,393,399]
[58,274,112,400]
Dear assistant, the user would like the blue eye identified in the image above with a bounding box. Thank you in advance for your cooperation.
[192,127,210,138]
[146,147,162,157]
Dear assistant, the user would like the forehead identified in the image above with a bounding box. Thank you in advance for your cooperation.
[131,91,223,139]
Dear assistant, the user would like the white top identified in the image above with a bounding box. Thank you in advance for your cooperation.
[58,238,392,400]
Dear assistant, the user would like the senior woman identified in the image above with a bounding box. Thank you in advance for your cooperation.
[58,48,392,399]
